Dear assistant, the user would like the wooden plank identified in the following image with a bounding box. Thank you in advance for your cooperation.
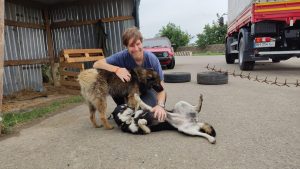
[60,71,79,77]
[63,53,70,59]
[6,0,45,9]
[62,48,104,54]
[0,0,5,134]
[59,65,81,71]
[60,57,65,62]
[51,16,134,29]
[60,62,84,70]
[102,16,134,23]
[51,20,97,29]
[66,56,104,63]
[50,0,97,9]
[43,9,57,85]
[5,20,46,29]
[60,80,80,87]
[4,58,49,66]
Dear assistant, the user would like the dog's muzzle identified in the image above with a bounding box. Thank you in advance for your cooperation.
[153,83,164,92]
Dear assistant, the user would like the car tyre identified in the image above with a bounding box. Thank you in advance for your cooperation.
[167,58,175,69]
[197,71,228,85]
[164,72,191,83]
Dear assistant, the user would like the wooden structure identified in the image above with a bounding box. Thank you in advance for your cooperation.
[2,0,139,96]
[59,49,105,88]
[0,0,4,134]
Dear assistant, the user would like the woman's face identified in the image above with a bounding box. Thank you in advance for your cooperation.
[127,38,143,60]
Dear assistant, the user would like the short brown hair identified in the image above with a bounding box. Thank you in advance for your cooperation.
[122,27,143,47]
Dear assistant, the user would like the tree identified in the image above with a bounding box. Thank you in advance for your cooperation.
[196,14,227,48]
[157,23,192,50]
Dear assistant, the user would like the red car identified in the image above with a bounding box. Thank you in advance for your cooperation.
[143,37,175,69]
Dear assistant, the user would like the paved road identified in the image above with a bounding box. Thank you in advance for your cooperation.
[1,56,299,169]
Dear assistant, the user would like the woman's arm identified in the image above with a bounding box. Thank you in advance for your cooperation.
[93,59,131,82]
[93,58,119,72]
[152,81,167,122]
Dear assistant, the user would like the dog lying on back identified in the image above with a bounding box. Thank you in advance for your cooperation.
[112,93,216,144]
[77,67,163,129]
[112,104,153,134]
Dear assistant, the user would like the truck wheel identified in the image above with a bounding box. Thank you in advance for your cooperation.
[164,72,191,83]
[225,39,235,64]
[167,58,175,69]
[272,59,280,63]
[197,72,228,85]
[239,38,254,70]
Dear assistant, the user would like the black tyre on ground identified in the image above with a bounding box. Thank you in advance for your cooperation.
[272,59,280,63]
[164,72,191,83]
[225,38,235,64]
[167,58,175,69]
[238,37,255,70]
[197,71,228,85]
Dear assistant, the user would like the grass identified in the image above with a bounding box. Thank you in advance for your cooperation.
[1,95,84,134]
[192,51,224,56]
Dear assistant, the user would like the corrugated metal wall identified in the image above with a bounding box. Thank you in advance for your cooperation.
[50,0,135,58]
[3,2,46,95]
[3,0,138,96]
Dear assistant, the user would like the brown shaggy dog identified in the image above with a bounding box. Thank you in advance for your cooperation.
[78,67,163,129]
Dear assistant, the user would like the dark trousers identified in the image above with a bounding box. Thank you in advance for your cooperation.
[112,89,157,107]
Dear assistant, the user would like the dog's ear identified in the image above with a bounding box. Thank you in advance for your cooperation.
[143,70,164,92]
[145,69,159,80]
[146,72,154,81]
[134,67,147,83]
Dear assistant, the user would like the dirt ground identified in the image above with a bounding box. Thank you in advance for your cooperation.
[0,56,299,169]
[2,84,80,113]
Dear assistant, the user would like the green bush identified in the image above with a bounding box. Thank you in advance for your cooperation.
[157,23,192,51]
[196,22,227,48]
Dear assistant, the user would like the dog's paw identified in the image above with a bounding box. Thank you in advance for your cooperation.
[208,137,216,144]
[104,124,114,130]
[138,119,147,125]
[144,127,151,134]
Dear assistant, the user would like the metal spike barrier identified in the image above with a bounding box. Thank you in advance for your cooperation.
[206,65,299,88]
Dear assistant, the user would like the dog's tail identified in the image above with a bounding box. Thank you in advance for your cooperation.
[77,69,98,90]
[200,123,216,137]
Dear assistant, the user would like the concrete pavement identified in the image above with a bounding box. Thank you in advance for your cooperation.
[0,56,299,169]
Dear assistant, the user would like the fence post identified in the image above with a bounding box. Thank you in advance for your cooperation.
[43,8,59,86]
[0,0,5,135]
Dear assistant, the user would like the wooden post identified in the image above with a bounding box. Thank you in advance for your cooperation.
[0,0,5,134]
[43,9,58,86]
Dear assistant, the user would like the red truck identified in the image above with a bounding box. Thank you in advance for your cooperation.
[225,0,300,70]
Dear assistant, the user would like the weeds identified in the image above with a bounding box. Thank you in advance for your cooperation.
[1,95,83,134]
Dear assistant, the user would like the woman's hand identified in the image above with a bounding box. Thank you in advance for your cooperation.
[152,105,167,122]
[115,67,131,82]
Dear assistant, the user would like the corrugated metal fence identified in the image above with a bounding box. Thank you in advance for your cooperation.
[4,2,46,95]
[51,0,135,57]
[3,0,138,95]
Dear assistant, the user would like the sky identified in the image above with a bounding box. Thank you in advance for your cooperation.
[139,0,228,44]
